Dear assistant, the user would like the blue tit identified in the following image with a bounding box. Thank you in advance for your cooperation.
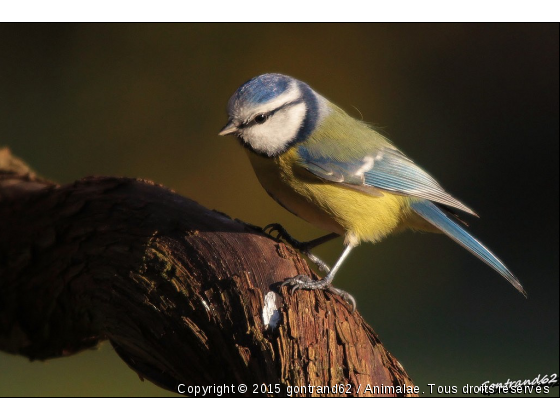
[219,73,526,308]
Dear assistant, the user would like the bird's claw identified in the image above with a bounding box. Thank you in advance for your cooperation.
[329,286,357,312]
[263,223,303,248]
[281,275,314,295]
[281,275,356,312]
[263,223,282,237]
[264,224,331,273]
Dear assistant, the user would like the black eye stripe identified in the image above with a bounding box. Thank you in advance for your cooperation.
[243,99,304,128]
[241,112,271,128]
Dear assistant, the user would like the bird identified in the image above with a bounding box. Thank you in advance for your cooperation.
[219,73,526,309]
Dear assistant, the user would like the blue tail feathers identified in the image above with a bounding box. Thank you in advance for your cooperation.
[411,200,527,297]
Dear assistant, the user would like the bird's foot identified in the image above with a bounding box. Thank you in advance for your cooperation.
[264,223,331,273]
[264,223,304,248]
[328,286,357,312]
[281,275,356,312]
[281,274,326,291]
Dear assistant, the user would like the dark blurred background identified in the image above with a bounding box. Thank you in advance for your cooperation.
[0,23,557,397]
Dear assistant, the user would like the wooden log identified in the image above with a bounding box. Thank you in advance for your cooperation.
[0,147,414,397]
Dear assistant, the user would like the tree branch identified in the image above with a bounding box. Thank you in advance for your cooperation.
[0,147,414,397]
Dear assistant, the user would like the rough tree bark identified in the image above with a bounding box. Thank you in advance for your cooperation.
[0,147,414,397]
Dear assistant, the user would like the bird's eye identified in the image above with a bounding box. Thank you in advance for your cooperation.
[254,114,268,124]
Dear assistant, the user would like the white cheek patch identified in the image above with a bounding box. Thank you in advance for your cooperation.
[244,102,307,155]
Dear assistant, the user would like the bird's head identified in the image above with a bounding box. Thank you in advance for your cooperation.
[219,73,328,157]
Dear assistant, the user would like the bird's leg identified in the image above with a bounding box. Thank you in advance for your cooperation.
[282,244,357,311]
[263,223,339,273]
[283,244,354,290]
[263,224,357,310]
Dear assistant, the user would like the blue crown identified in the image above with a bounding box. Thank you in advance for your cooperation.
[231,73,291,106]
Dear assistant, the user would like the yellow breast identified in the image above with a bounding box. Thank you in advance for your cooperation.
[246,148,413,245]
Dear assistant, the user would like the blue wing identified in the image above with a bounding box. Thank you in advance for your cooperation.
[411,200,526,296]
[296,134,525,296]
[298,144,477,216]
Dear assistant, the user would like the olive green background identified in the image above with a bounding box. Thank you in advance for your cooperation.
[0,23,558,397]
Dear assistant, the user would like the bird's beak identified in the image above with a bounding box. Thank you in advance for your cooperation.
[219,120,237,136]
